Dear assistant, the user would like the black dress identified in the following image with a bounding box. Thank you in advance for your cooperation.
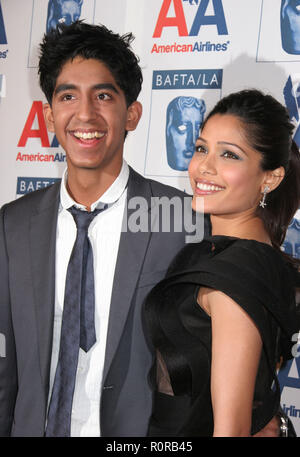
[143,236,300,436]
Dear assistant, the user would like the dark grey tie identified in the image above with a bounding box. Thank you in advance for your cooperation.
[45,204,107,437]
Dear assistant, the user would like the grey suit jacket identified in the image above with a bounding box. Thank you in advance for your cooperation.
[0,167,209,437]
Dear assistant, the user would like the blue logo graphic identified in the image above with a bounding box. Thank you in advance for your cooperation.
[278,357,300,393]
[282,218,300,257]
[166,96,206,171]
[283,75,300,147]
[187,0,228,37]
[46,0,83,33]
[0,1,7,44]
[17,177,61,196]
[281,0,300,54]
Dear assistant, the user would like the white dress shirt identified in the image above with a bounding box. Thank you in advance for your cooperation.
[48,160,129,436]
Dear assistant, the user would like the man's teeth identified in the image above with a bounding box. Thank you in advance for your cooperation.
[197,182,223,191]
[73,131,105,139]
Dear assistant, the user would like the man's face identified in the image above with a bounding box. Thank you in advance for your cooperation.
[166,101,203,171]
[44,57,141,178]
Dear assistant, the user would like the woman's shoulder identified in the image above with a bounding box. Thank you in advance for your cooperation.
[166,235,288,277]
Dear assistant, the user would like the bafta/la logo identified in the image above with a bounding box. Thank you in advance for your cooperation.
[0,0,7,44]
[153,0,228,38]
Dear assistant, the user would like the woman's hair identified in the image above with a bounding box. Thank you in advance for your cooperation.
[203,89,300,255]
[38,20,143,107]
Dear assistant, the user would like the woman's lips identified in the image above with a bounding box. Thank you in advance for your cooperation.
[195,180,225,195]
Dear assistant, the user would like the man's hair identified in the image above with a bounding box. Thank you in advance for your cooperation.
[38,20,143,106]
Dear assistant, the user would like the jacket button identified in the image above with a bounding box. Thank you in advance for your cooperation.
[103,385,114,390]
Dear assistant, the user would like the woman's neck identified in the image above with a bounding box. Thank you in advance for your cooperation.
[210,212,272,245]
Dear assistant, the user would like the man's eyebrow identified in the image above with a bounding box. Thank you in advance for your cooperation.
[53,83,120,96]
[53,84,76,96]
[93,83,119,94]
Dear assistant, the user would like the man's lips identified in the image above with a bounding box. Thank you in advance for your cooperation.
[71,130,106,140]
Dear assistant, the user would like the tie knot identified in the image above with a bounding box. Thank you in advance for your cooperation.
[68,205,107,231]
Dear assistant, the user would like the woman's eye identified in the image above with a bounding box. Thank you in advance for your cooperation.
[222,151,240,160]
[195,145,207,154]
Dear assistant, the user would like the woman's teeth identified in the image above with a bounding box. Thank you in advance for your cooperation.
[196,182,224,191]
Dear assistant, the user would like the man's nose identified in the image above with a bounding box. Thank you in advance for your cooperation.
[76,97,97,123]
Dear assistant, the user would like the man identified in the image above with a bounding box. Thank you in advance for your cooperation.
[0,20,198,437]
[0,21,288,437]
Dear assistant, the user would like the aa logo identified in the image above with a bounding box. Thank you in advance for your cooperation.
[0,1,7,45]
[153,0,228,38]
[18,101,59,148]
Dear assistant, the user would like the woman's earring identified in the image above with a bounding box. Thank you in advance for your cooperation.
[259,186,270,208]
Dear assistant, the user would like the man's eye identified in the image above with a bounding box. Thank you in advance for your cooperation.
[62,94,74,101]
[97,93,111,101]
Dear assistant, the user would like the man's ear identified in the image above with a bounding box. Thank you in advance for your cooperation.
[126,101,143,132]
[261,166,285,193]
[43,103,55,133]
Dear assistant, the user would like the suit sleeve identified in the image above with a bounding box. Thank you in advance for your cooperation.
[0,205,18,436]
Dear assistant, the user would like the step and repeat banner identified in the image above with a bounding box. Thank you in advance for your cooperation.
[1,0,300,434]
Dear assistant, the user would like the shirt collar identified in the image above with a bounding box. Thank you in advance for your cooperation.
[60,160,129,212]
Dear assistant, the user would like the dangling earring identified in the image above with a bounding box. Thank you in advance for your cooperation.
[259,186,270,208]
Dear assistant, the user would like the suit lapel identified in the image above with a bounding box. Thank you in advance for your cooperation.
[29,183,60,388]
[102,168,152,382]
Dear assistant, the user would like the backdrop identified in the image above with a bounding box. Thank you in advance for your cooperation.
[1,0,300,434]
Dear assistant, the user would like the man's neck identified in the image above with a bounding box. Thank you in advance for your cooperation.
[66,166,122,211]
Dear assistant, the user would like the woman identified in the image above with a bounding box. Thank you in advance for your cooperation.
[144,89,300,437]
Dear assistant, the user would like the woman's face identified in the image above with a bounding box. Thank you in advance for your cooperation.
[188,113,267,217]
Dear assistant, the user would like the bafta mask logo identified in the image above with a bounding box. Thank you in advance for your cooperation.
[283,75,300,146]
[46,0,83,33]
[166,96,206,171]
[0,1,7,44]
[281,0,300,54]
[282,218,300,257]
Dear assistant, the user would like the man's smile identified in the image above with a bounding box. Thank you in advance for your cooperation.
[72,130,105,140]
